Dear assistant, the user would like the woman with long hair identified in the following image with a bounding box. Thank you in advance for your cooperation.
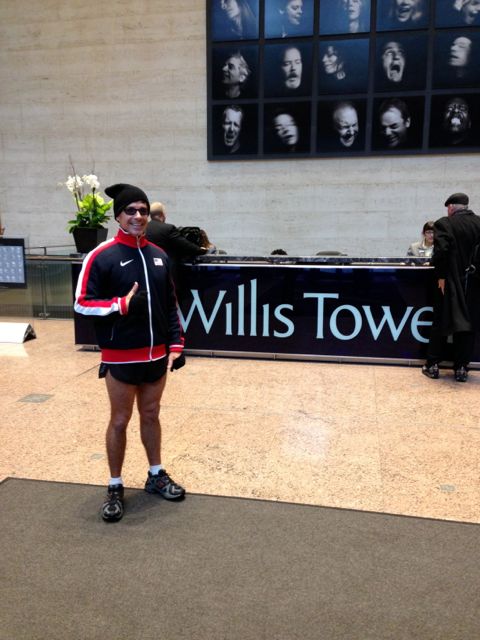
[213,0,258,40]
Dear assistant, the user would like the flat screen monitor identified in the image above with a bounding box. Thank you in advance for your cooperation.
[0,238,27,288]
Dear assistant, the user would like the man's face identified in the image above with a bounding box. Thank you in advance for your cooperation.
[462,0,480,25]
[281,47,303,89]
[222,56,244,86]
[220,0,240,20]
[380,106,410,147]
[322,46,340,74]
[449,37,472,68]
[117,201,149,238]
[273,113,299,146]
[223,108,243,148]
[285,0,303,25]
[443,98,471,134]
[395,0,419,22]
[333,105,359,147]
[382,42,405,82]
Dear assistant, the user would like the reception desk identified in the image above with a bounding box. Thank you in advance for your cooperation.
[72,255,479,364]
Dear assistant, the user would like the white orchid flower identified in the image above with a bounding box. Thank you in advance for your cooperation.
[65,175,83,193]
[82,174,100,191]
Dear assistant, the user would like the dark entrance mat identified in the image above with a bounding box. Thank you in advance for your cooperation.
[1,478,479,640]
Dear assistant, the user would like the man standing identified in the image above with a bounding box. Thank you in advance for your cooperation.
[146,202,208,295]
[75,183,185,522]
[147,202,207,261]
[422,192,480,382]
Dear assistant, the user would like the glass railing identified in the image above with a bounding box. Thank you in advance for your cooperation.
[26,244,80,257]
[0,256,78,320]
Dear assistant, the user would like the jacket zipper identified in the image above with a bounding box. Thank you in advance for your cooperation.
[137,238,154,360]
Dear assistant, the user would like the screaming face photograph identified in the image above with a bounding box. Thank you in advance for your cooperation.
[207,0,480,159]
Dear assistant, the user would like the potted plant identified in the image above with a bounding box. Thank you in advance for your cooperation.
[63,171,113,253]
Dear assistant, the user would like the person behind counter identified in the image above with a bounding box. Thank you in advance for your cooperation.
[74,183,185,522]
[198,228,219,254]
[407,221,434,258]
[146,202,208,261]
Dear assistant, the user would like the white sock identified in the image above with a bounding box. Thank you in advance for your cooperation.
[109,476,123,486]
[149,464,164,476]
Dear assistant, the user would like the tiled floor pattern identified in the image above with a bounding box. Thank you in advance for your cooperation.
[1,319,478,523]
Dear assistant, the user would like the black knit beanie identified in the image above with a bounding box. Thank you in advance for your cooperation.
[104,183,150,218]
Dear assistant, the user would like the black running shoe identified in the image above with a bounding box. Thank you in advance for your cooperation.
[101,484,124,522]
[422,363,439,379]
[145,470,185,500]
[454,366,468,382]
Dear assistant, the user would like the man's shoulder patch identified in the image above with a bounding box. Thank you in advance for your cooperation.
[153,257,163,266]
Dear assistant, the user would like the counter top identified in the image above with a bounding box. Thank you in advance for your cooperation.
[26,253,430,267]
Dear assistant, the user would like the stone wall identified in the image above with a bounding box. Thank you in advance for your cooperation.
[0,0,479,256]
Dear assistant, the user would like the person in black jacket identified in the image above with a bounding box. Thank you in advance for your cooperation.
[422,192,480,382]
[75,184,186,522]
[146,202,207,262]
[146,202,208,295]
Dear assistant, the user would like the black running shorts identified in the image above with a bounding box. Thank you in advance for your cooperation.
[98,359,167,385]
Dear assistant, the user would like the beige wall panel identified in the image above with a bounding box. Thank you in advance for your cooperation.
[0,0,479,256]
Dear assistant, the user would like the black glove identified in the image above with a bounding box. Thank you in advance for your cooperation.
[128,290,148,317]
[170,353,186,372]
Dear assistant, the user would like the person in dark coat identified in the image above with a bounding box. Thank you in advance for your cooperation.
[146,202,208,292]
[422,192,480,382]
[146,202,207,261]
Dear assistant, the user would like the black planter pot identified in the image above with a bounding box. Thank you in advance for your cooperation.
[72,227,108,254]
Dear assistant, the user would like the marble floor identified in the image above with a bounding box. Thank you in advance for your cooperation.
[1,318,479,523]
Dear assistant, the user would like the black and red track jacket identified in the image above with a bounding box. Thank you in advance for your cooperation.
[74,228,184,364]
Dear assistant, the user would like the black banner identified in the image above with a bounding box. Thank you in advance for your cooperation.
[178,264,437,360]
[74,262,480,362]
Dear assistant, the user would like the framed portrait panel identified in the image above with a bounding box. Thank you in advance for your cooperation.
[429,93,480,147]
[317,98,367,152]
[211,0,260,41]
[319,0,371,35]
[264,0,314,38]
[376,0,430,31]
[374,34,428,92]
[371,96,425,151]
[263,102,311,154]
[264,41,313,97]
[211,103,259,157]
[206,0,480,159]
[212,45,259,100]
[318,38,370,94]
[433,30,480,89]
[435,0,480,28]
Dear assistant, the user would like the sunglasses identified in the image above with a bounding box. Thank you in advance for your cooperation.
[123,206,149,216]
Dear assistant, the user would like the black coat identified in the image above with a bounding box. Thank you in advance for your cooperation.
[431,209,480,333]
[145,220,205,261]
